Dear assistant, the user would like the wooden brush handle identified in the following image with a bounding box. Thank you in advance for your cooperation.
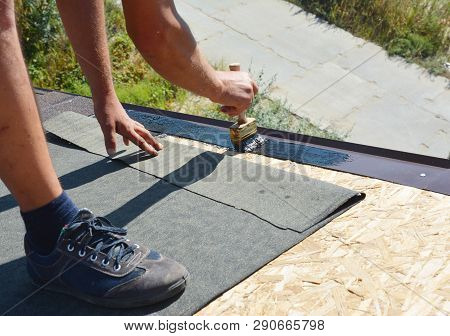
[228,63,248,125]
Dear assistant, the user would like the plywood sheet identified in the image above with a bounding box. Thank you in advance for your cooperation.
[194,144,450,316]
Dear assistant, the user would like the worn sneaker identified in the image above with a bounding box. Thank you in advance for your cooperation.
[24,209,188,308]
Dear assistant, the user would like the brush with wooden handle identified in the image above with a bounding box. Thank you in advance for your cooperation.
[228,63,258,151]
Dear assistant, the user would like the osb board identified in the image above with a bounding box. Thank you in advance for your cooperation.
[160,135,449,316]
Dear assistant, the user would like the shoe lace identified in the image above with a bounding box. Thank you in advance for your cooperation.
[63,215,137,270]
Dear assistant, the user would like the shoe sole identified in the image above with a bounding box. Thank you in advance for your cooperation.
[32,274,188,309]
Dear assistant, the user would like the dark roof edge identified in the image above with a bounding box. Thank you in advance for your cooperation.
[122,101,449,169]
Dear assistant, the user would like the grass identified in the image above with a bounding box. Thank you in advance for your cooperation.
[287,0,450,77]
[16,0,340,140]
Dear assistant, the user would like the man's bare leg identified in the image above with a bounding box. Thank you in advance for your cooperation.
[0,0,62,212]
[0,1,188,308]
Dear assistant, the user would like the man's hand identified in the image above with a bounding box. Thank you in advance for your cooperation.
[57,1,161,157]
[93,96,163,156]
[214,70,259,117]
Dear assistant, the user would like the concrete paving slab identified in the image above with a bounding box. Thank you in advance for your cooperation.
[272,62,386,133]
[259,20,360,70]
[181,0,247,17]
[421,90,450,122]
[198,29,294,83]
[187,0,311,43]
[352,52,448,106]
[347,93,450,157]
[333,42,384,71]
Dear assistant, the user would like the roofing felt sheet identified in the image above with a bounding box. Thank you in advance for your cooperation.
[44,112,364,233]
[0,110,365,315]
[0,137,361,315]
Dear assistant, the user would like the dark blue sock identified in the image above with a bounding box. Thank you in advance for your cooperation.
[21,191,79,255]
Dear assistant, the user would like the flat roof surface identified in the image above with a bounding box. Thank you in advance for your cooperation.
[33,89,449,315]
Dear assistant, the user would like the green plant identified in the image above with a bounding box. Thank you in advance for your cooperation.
[105,0,126,37]
[109,33,148,84]
[388,33,436,58]
[16,0,85,90]
[16,0,63,61]
[115,77,186,109]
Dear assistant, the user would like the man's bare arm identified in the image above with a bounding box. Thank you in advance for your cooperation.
[123,0,258,116]
[57,0,258,152]
[56,0,162,156]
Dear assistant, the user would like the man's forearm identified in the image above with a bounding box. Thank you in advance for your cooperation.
[58,0,255,121]
[56,0,163,156]
[56,0,115,102]
[123,0,224,103]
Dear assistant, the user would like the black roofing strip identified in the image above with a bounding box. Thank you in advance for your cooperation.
[122,102,449,169]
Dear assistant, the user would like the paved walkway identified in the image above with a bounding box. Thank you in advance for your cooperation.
[177,0,450,159]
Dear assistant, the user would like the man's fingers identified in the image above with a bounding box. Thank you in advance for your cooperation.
[118,121,162,155]
[252,80,259,96]
[133,120,163,150]
[103,126,117,156]
[130,131,159,156]
[134,120,146,128]
[135,126,163,151]
[221,105,240,116]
